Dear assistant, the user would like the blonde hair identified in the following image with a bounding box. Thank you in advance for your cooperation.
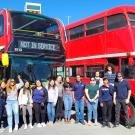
[6,79,16,93]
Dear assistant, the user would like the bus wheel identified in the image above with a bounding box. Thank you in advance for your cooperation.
[120,101,135,126]
[128,102,135,126]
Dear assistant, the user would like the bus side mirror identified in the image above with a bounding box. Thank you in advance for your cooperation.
[128,58,134,66]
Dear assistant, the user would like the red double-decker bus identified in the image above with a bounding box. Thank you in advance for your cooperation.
[64,6,135,126]
[0,9,65,82]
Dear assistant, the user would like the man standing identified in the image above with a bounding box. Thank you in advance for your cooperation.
[113,72,131,129]
[73,75,85,125]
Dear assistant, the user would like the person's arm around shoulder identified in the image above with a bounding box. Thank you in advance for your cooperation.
[16,75,24,90]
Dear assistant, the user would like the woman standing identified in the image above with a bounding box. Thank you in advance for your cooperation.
[46,79,58,126]
[63,77,73,123]
[18,81,33,129]
[85,77,99,126]
[55,75,64,121]
[33,80,48,128]
[0,81,7,133]
[6,75,24,133]
[99,78,114,128]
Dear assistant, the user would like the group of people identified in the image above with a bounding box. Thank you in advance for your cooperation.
[0,64,132,133]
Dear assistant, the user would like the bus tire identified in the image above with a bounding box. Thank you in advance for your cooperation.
[128,101,135,126]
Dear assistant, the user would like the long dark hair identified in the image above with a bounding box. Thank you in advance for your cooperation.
[63,77,72,88]
[48,79,56,90]
[23,80,32,94]
[105,63,115,73]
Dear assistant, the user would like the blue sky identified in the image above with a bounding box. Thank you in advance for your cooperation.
[0,0,135,25]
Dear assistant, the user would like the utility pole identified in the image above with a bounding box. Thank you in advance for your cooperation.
[66,16,72,25]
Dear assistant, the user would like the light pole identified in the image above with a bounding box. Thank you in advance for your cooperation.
[66,16,72,25]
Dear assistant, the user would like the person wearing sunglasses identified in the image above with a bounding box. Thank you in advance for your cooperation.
[113,72,131,129]
[6,75,24,133]
[85,77,99,126]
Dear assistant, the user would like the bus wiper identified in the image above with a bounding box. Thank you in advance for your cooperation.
[14,20,37,31]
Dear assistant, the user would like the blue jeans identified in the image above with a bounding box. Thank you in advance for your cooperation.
[64,94,72,119]
[86,99,98,121]
[75,98,84,122]
[47,102,55,122]
[6,100,19,128]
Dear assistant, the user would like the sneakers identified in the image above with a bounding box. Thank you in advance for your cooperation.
[48,121,53,126]
[88,121,92,126]
[125,124,131,129]
[9,128,12,133]
[24,124,27,129]
[37,123,42,128]
[107,122,111,128]
[14,125,18,131]
[29,123,33,129]
[114,122,119,127]
[41,122,46,127]
[94,120,98,126]
[80,121,85,125]
[102,122,106,128]
[0,128,4,133]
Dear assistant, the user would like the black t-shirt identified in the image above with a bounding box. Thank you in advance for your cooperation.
[114,80,131,100]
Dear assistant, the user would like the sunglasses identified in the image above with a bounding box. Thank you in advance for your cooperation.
[117,76,122,78]
[91,79,95,81]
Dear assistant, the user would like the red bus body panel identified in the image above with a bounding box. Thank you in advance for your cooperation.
[64,6,135,96]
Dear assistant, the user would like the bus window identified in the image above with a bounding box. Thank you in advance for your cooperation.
[121,58,135,79]
[69,66,84,77]
[69,25,84,40]
[128,13,135,27]
[107,13,127,31]
[86,65,104,78]
[11,12,60,40]
[86,18,104,36]
[0,15,4,36]
[107,58,119,66]
[56,67,65,77]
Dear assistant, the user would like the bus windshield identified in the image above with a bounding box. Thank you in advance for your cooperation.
[10,56,54,82]
[10,11,61,40]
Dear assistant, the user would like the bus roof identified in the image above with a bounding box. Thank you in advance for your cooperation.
[0,9,55,21]
[65,5,135,29]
